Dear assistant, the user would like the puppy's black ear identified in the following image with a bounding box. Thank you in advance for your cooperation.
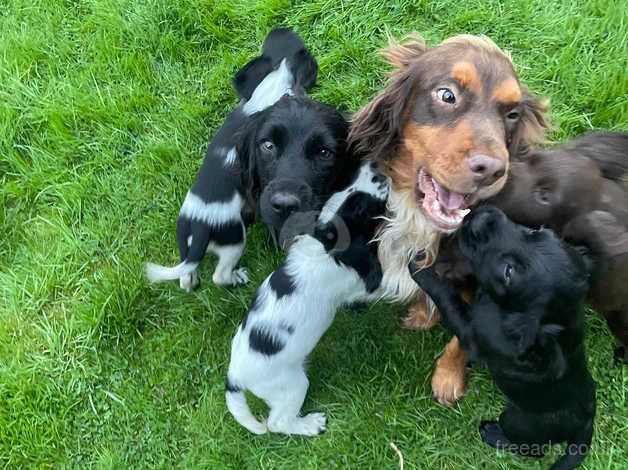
[233,56,274,100]
[289,49,317,92]
[363,252,383,293]
[235,114,263,219]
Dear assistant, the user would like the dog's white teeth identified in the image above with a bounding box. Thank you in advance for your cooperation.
[430,197,469,227]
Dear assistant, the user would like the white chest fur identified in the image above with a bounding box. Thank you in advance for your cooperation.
[375,188,442,304]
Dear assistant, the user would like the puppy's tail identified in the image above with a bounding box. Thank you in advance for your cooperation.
[146,223,212,283]
[225,378,267,435]
[145,260,199,283]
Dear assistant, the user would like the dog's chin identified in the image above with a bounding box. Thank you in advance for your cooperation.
[414,169,475,233]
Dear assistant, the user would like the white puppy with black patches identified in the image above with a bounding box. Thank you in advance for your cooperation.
[225,163,388,435]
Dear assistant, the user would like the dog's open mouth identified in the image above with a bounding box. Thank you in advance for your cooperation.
[417,169,475,231]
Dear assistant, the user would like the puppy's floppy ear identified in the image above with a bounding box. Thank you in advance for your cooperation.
[564,210,628,261]
[233,56,274,100]
[508,87,551,156]
[348,36,426,162]
[348,68,415,162]
[290,48,318,92]
[566,242,598,284]
[326,108,361,192]
[236,113,264,218]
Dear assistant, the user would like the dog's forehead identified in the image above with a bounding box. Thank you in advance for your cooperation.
[259,106,345,141]
[420,44,519,101]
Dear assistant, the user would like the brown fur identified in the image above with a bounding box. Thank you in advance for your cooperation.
[400,120,508,196]
[491,77,522,103]
[507,87,551,156]
[350,33,550,404]
[451,61,482,95]
[402,295,441,330]
[431,336,468,406]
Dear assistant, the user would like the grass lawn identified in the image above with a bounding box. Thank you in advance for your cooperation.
[1,0,627,467]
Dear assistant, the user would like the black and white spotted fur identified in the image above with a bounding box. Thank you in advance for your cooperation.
[146,29,317,291]
[225,163,388,435]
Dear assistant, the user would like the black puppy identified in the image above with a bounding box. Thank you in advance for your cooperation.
[409,206,596,470]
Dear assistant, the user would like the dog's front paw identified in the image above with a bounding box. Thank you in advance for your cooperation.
[401,297,441,330]
[431,339,468,406]
[179,271,200,292]
[297,412,327,436]
[479,421,508,448]
[432,365,466,406]
[480,421,544,458]
[213,267,250,286]
[407,256,438,289]
[275,412,326,436]
[231,267,250,285]
[268,412,327,436]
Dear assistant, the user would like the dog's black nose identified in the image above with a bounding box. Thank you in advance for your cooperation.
[270,192,301,216]
[469,155,506,187]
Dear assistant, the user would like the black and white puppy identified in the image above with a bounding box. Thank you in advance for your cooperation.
[145,29,318,291]
[225,163,388,436]
[409,206,596,470]
[238,94,358,244]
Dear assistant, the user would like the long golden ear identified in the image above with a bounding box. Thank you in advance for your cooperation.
[509,87,552,155]
[381,33,428,69]
[348,68,415,163]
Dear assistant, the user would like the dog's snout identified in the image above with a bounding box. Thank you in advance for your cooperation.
[270,192,301,216]
[469,209,496,235]
[469,155,506,187]
[461,206,503,247]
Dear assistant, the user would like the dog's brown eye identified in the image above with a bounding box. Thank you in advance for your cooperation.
[319,148,335,159]
[534,187,552,205]
[260,140,275,153]
[437,88,456,104]
[504,263,513,285]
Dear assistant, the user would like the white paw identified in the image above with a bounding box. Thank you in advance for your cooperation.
[213,267,250,286]
[292,412,327,436]
[179,271,199,292]
[232,267,250,285]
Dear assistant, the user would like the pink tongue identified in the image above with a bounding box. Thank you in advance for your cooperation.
[434,182,466,211]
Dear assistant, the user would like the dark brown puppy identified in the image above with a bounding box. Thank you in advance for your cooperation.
[494,132,628,233]
[436,132,628,356]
